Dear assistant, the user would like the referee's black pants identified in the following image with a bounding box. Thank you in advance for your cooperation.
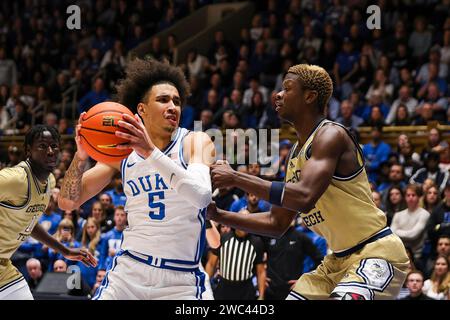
[213,277,256,300]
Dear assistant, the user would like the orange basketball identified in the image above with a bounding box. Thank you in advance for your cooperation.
[79,102,134,163]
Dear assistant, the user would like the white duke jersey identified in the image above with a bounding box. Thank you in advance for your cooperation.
[119,127,207,271]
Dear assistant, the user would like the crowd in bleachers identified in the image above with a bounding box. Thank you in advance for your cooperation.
[0,0,449,299]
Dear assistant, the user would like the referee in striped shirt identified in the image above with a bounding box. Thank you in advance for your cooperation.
[206,210,266,300]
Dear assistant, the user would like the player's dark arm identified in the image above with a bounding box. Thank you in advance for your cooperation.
[211,126,345,213]
[31,223,97,267]
[256,263,266,300]
[208,205,297,238]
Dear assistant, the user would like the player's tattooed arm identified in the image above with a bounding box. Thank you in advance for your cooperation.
[60,155,86,202]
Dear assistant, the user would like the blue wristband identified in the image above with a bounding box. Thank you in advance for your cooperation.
[269,181,285,206]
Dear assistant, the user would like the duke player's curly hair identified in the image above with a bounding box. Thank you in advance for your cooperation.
[287,64,333,113]
[115,58,190,112]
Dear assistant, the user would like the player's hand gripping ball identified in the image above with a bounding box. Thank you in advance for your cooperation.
[78,102,134,163]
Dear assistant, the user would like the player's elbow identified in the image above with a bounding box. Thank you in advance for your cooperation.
[191,187,212,209]
[286,195,315,213]
[58,197,77,212]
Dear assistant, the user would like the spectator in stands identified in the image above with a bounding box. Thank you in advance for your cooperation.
[198,109,216,131]
[422,255,450,300]
[91,25,114,56]
[417,82,448,122]
[349,54,374,94]
[422,185,441,214]
[241,91,278,129]
[363,105,385,127]
[391,104,413,126]
[203,88,221,115]
[408,16,432,62]
[185,48,209,80]
[365,68,394,104]
[78,77,110,114]
[386,85,418,124]
[91,269,107,297]
[100,39,127,78]
[335,99,363,130]
[6,145,21,167]
[53,259,68,272]
[410,152,449,193]
[63,209,84,242]
[101,206,127,270]
[48,219,81,271]
[372,190,384,210]
[363,125,391,183]
[8,98,31,135]
[392,43,413,75]
[391,184,430,260]
[0,47,18,87]
[378,164,406,195]
[98,194,115,232]
[89,201,109,234]
[44,112,58,129]
[333,37,359,99]
[400,270,434,300]
[39,197,62,236]
[105,174,126,207]
[384,185,407,226]
[413,102,438,125]
[26,258,43,293]
[422,128,450,160]
[58,118,74,135]
[79,218,103,288]
[426,182,450,250]
[230,192,270,214]
[440,29,450,65]
[243,77,269,107]
[416,48,448,84]
[423,235,450,278]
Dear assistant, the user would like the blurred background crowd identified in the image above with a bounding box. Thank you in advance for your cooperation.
[0,0,449,300]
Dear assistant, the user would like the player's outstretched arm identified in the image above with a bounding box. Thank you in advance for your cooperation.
[59,113,119,211]
[207,202,297,238]
[211,125,345,213]
[116,114,215,209]
[31,224,97,267]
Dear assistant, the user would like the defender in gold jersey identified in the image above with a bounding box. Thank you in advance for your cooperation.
[0,125,97,300]
[208,64,409,300]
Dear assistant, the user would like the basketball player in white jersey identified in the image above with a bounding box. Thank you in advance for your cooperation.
[59,59,216,300]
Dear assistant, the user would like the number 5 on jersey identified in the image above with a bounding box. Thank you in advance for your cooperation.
[148,191,165,220]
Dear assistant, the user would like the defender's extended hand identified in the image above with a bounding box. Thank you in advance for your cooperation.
[206,201,219,221]
[116,113,155,158]
[64,247,98,268]
[211,161,236,189]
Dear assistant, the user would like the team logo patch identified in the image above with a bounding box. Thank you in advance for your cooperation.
[356,258,394,291]
[330,292,367,300]
[331,285,374,300]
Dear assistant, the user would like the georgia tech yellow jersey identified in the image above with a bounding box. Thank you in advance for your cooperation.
[0,161,55,261]
[285,120,387,252]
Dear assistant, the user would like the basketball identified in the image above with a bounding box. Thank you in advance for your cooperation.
[79,102,134,163]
